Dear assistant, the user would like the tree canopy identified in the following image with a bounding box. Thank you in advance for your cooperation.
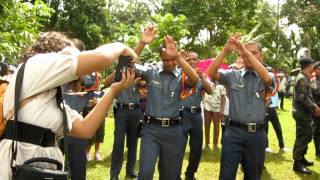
[1,0,319,70]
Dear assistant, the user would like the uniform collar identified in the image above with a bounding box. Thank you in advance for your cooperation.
[157,65,180,77]
[240,68,258,77]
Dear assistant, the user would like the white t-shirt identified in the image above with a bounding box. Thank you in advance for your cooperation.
[203,82,226,112]
[0,49,83,180]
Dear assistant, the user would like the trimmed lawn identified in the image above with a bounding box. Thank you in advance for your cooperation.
[87,98,320,179]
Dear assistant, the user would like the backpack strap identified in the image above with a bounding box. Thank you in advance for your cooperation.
[5,94,38,121]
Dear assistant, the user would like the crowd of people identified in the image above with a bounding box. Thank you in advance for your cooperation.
[0,26,319,180]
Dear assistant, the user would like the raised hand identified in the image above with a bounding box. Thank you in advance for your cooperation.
[111,69,140,93]
[164,35,178,58]
[141,26,157,44]
[121,45,139,63]
[224,32,242,53]
[195,68,204,79]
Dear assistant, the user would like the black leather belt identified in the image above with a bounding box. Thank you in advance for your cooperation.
[183,106,202,113]
[116,103,141,109]
[228,120,265,133]
[144,116,182,127]
[2,120,57,147]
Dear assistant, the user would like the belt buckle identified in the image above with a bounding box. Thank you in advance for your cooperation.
[247,122,257,132]
[190,106,197,113]
[128,103,135,110]
[159,118,170,127]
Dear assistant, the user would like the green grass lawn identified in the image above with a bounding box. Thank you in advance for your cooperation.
[87,98,320,180]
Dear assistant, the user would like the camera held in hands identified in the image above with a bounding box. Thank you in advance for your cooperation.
[114,56,147,82]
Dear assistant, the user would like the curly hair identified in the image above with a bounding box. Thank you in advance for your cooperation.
[21,31,72,62]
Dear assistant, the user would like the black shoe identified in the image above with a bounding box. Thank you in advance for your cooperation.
[293,162,312,174]
[185,176,196,180]
[126,171,138,178]
[302,159,314,166]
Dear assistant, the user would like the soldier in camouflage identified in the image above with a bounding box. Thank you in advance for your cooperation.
[310,61,320,158]
[292,57,320,174]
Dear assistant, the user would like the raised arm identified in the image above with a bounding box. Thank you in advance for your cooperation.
[103,71,115,88]
[70,70,139,138]
[197,70,213,94]
[76,42,138,76]
[134,26,157,56]
[164,36,199,87]
[207,36,235,81]
[231,36,272,86]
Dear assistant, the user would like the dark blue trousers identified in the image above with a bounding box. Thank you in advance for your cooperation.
[219,126,266,180]
[265,107,285,148]
[178,111,203,178]
[110,107,141,177]
[66,136,88,180]
[138,124,184,180]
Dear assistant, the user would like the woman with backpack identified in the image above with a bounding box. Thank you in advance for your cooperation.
[0,31,139,180]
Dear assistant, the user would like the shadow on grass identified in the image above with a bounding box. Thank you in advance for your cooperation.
[189,147,222,163]
[87,152,112,168]
[265,151,292,164]
[294,170,320,180]
[261,168,276,180]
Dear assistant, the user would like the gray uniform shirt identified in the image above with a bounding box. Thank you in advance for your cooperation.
[181,81,203,108]
[144,65,182,118]
[116,85,140,104]
[219,68,272,123]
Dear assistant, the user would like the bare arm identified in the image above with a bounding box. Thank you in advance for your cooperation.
[240,49,272,86]
[134,26,157,57]
[197,71,212,94]
[231,37,272,86]
[70,70,139,138]
[164,36,199,86]
[207,48,230,81]
[76,42,138,76]
[207,34,235,81]
[220,95,226,115]
[176,54,199,87]
[103,71,115,88]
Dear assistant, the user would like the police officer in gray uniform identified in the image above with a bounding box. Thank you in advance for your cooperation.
[104,26,157,180]
[178,51,212,180]
[207,33,273,180]
[109,85,141,179]
[137,36,199,180]
[292,57,320,174]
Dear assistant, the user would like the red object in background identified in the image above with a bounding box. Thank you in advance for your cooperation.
[196,59,229,80]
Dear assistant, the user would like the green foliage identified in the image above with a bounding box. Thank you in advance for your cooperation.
[48,0,110,49]
[0,0,53,64]
[161,0,259,58]
[140,13,190,63]
[282,0,320,63]
[2,0,318,72]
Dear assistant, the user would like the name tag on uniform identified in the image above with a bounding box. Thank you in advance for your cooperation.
[152,80,160,85]
[235,84,244,88]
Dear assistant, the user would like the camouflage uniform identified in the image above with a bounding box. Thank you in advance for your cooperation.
[292,72,317,162]
[310,76,320,156]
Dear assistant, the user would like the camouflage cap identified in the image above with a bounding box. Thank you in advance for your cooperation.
[299,57,314,69]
